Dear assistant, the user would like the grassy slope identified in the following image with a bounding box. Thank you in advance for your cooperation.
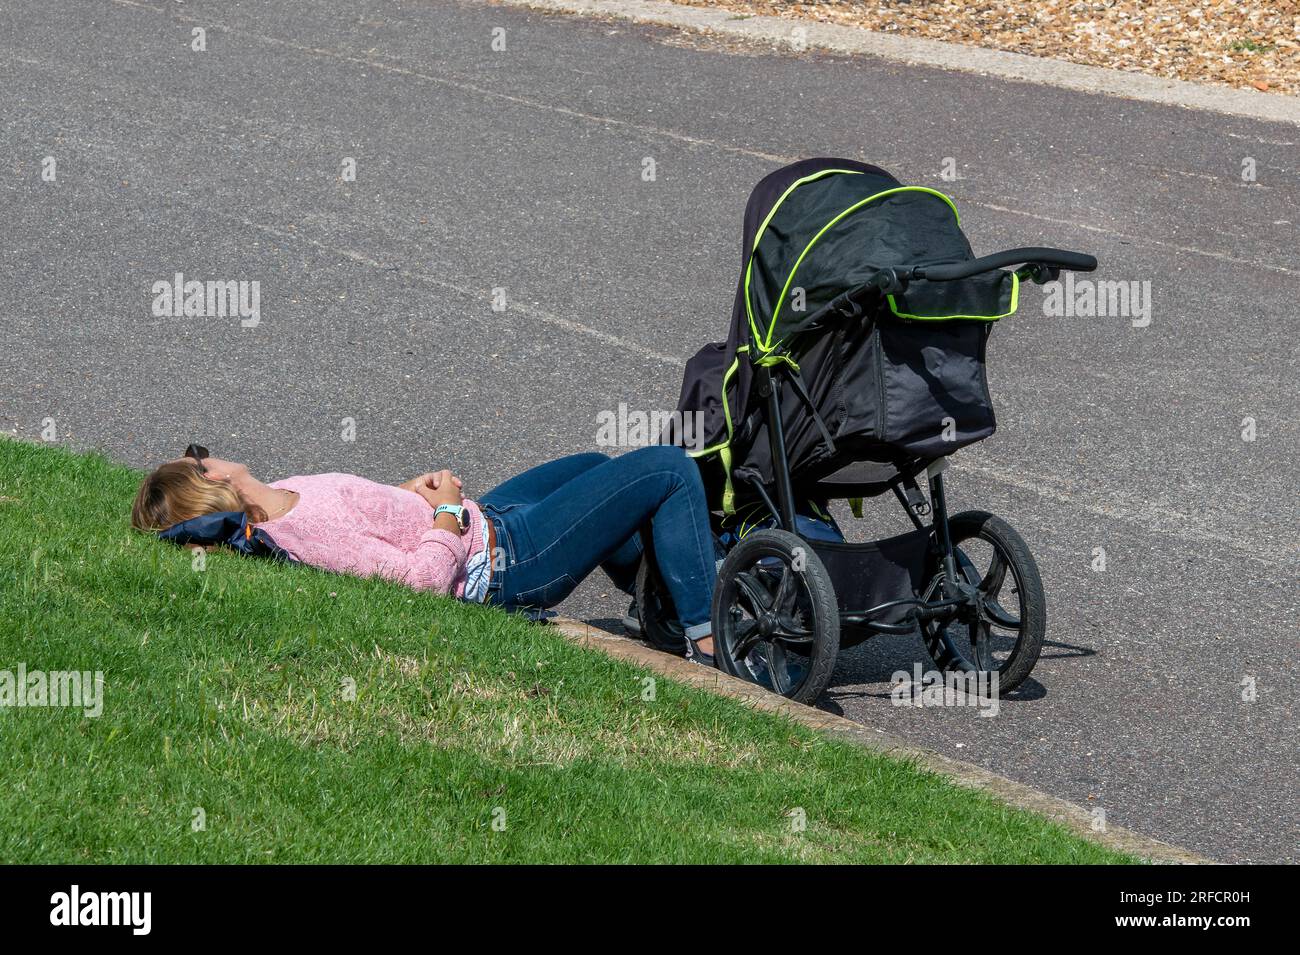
[0,438,1132,863]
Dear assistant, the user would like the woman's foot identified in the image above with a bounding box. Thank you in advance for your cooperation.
[685,635,715,668]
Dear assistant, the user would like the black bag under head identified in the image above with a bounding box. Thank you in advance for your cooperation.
[662,158,1019,511]
[159,511,296,561]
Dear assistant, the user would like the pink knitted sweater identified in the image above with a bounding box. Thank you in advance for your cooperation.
[255,473,488,597]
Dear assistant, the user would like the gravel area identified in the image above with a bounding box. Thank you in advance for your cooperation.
[670,0,1299,95]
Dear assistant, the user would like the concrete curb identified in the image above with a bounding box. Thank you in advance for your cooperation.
[550,616,1212,864]
[496,0,1300,127]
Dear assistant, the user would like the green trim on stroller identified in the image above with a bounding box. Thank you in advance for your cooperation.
[744,183,966,354]
[687,344,750,513]
[886,270,1021,321]
[742,168,865,351]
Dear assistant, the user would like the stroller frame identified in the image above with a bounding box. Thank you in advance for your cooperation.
[752,359,967,643]
[641,159,1097,703]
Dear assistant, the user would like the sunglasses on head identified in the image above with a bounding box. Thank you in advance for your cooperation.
[184,444,209,464]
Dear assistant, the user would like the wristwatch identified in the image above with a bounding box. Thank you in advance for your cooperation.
[433,504,470,532]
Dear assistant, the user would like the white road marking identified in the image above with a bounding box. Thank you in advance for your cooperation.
[211,210,689,367]
[106,0,1298,279]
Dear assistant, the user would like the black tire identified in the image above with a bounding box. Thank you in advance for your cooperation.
[635,555,689,656]
[712,529,839,704]
[921,511,1046,694]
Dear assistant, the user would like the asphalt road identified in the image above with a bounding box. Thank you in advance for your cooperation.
[2,0,1296,863]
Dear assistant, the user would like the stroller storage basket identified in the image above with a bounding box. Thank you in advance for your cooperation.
[808,527,931,635]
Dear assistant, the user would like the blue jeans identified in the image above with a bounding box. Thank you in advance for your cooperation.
[479,447,716,639]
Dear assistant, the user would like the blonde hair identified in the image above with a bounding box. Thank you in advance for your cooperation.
[131,460,267,532]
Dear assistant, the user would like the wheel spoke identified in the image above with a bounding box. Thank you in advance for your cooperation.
[773,564,795,613]
[955,547,981,588]
[775,617,810,635]
[972,622,995,671]
[980,550,1008,599]
[937,625,978,672]
[982,597,1021,629]
[765,640,789,695]
[734,571,773,617]
[732,619,762,660]
[772,610,812,644]
[772,632,813,646]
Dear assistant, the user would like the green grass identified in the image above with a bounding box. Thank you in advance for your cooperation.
[0,438,1134,863]
[1227,39,1273,53]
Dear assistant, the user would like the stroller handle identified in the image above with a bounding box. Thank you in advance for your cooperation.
[826,246,1099,314]
[913,247,1098,282]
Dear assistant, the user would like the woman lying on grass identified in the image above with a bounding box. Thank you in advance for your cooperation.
[131,445,718,665]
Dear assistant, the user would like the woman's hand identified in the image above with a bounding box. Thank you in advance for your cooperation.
[401,470,464,509]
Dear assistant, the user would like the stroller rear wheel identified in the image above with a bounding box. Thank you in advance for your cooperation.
[921,511,1046,694]
[712,529,839,704]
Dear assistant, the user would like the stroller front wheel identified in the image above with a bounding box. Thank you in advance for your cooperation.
[712,529,840,704]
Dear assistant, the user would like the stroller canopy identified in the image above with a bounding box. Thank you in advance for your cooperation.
[744,160,1016,356]
[666,158,1019,512]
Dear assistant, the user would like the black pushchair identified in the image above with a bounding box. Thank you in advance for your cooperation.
[638,158,1097,703]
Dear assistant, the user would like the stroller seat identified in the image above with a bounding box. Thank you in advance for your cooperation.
[800,456,930,500]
